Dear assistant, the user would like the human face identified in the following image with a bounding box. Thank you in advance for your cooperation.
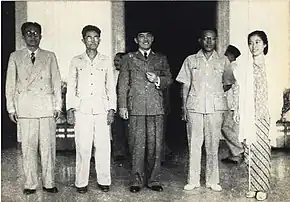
[82,30,100,51]
[199,30,217,53]
[114,55,122,70]
[23,25,41,48]
[225,53,236,63]
[248,35,266,57]
[134,32,154,51]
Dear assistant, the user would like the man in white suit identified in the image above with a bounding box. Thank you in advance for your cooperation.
[66,25,116,194]
[5,22,61,195]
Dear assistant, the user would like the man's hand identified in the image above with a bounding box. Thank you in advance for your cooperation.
[233,110,240,123]
[119,108,129,120]
[9,112,18,123]
[107,109,115,125]
[53,110,61,120]
[67,108,76,125]
[181,106,188,122]
[146,72,158,83]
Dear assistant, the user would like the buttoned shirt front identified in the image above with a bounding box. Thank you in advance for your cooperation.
[176,50,229,114]
[66,52,116,115]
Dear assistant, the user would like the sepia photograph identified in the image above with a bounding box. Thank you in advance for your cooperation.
[1,0,290,201]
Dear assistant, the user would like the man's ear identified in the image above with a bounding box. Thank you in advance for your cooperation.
[81,38,85,44]
[134,37,138,44]
[198,38,201,44]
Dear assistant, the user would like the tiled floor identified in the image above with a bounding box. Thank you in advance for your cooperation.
[1,143,290,202]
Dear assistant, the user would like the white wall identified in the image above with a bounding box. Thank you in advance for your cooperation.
[229,0,290,146]
[27,1,113,81]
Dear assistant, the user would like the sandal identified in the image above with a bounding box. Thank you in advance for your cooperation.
[256,191,268,201]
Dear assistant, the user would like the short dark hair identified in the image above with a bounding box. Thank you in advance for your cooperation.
[21,22,42,36]
[200,28,218,38]
[248,30,268,55]
[225,45,241,58]
[82,25,101,38]
[115,52,126,58]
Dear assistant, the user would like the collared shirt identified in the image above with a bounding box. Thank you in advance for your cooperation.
[138,49,151,57]
[176,50,229,113]
[66,52,116,114]
[27,48,39,57]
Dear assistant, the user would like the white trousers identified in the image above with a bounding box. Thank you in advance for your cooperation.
[187,112,223,186]
[74,112,111,187]
[18,117,56,189]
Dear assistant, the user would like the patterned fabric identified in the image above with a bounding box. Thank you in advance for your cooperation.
[253,62,270,120]
[244,62,271,192]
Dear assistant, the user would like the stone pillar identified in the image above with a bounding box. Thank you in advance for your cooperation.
[111,1,125,56]
[216,0,230,55]
[15,1,27,50]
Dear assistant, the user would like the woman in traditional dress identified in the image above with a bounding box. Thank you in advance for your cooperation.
[237,30,271,201]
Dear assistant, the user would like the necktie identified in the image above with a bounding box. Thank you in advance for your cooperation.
[31,52,35,64]
[144,52,148,60]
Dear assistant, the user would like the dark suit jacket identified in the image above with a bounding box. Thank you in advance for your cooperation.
[117,51,172,116]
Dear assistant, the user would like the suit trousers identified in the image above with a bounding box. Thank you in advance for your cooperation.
[18,117,56,189]
[128,115,163,187]
[187,112,223,186]
[74,112,111,187]
[221,111,244,157]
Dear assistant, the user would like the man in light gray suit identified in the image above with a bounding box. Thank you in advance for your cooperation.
[5,22,61,195]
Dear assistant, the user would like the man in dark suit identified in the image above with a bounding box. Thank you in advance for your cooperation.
[118,29,172,193]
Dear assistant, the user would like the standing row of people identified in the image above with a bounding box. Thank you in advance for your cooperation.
[5,22,271,201]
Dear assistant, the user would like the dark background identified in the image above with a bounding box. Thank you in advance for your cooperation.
[1,1,217,153]
[2,1,16,149]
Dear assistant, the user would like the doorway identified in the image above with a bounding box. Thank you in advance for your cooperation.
[124,1,217,154]
[1,1,16,149]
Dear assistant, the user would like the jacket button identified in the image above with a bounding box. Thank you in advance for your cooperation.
[40,88,43,90]
[25,78,28,80]
[91,83,93,85]
[40,76,43,79]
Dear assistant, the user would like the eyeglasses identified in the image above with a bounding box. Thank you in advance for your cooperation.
[25,31,40,38]
[202,37,216,41]
[85,36,100,42]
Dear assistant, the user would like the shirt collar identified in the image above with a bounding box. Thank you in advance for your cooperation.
[27,48,39,56]
[82,51,99,63]
[196,49,219,60]
[139,49,151,56]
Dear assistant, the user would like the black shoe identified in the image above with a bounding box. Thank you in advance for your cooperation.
[43,187,58,193]
[147,185,163,192]
[130,186,141,193]
[23,189,36,195]
[76,186,88,194]
[98,184,110,192]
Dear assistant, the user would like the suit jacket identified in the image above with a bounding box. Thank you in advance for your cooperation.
[66,52,116,115]
[118,51,172,116]
[5,48,62,118]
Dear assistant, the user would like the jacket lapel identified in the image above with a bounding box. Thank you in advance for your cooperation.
[27,48,48,86]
